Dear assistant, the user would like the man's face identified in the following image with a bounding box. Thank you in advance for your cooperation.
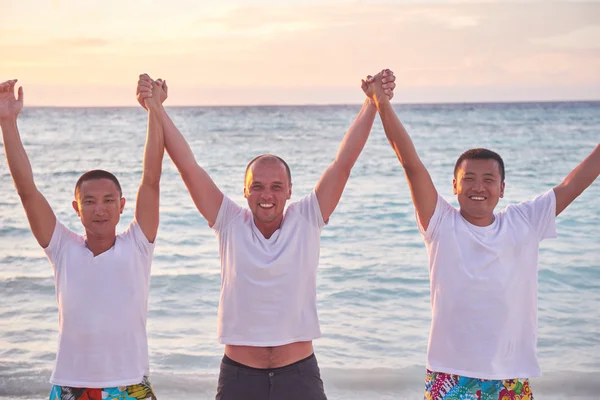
[244,159,292,228]
[72,178,125,238]
[453,158,505,226]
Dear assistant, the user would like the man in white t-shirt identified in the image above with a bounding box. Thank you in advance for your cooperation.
[0,78,167,399]
[136,71,396,399]
[365,74,600,399]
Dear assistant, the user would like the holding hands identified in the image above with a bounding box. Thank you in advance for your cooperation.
[0,80,24,122]
[136,74,167,111]
[362,69,396,103]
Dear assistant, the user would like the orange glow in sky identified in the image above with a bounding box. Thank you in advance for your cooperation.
[1,1,599,106]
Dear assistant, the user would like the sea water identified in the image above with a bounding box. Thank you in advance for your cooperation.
[0,102,599,399]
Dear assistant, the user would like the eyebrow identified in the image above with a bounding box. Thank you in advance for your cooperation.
[82,194,117,200]
[251,180,285,185]
[463,172,497,177]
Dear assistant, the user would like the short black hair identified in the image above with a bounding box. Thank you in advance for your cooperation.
[454,148,505,182]
[74,170,122,199]
[244,154,292,186]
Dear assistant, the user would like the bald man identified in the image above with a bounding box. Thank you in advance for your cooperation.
[136,71,395,400]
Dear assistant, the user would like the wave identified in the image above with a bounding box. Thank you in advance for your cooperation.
[0,276,54,295]
[1,364,598,400]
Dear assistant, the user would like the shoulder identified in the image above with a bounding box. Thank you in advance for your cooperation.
[500,189,556,218]
[43,220,85,261]
[53,220,84,246]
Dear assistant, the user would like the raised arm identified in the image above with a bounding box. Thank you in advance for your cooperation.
[553,144,600,216]
[368,70,438,231]
[0,79,56,247]
[136,75,223,226]
[314,70,396,222]
[134,78,166,242]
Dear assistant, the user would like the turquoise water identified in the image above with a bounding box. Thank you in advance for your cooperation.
[0,102,599,399]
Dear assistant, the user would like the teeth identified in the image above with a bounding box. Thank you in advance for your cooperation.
[470,196,485,201]
[259,204,274,208]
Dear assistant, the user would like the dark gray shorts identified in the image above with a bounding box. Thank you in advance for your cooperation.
[215,353,328,400]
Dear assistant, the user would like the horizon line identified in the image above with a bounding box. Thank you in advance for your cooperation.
[24,98,600,108]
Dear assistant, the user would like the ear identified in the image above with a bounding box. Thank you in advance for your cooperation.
[243,187,249,199]
[452,178,458,195]
[500,181,505,198]
[287,183,292,200]
[120,197,126,214]
[72,200,80,216]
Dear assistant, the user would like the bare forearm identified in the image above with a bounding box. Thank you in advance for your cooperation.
[1,118,37,197]
[314,99,376,221]
[376,98,424,172]
[334,98,377,171]
[556,144,600,198]
[159,107,200,173]
[374,97,438,229]
[141,107,165,187]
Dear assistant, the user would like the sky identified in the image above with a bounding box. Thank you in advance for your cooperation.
[1,0,599,106]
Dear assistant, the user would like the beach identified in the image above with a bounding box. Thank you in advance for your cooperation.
[1,102,599,399]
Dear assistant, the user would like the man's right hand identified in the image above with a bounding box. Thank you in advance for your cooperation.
[136,74,168,110]
[0,80,24,122]
[361,69,395,104]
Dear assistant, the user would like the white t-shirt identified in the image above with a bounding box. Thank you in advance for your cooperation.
[213,190,326,346]
[418,189,557,379]
[44,219,154,387]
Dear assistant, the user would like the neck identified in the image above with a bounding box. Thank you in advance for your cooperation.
[459,209,495,227]
[254,216,284,239]
[85,232,117,256]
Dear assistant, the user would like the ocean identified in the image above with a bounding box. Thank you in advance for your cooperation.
[0,102,599,399]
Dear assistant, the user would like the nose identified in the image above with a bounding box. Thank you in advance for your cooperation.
[261,192,274,201]
[94,203,108,215]
[261,187,274,198]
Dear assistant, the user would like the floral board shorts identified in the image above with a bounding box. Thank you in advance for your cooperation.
[49,376,157,400]
[424,369,533,400]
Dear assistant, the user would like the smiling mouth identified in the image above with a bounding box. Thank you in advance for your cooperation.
[259,203,274,209]
[469,196,486,201]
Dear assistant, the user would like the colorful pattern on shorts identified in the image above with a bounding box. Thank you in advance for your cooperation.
[424,369,533,400]
[49,376,157,400]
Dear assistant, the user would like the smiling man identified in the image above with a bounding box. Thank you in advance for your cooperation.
[364,74,600,399]
[136,71,395,400]
[0,78,166,399]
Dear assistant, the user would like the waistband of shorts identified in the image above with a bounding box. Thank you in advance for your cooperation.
[426,369,530,382]
[222,353,316,373]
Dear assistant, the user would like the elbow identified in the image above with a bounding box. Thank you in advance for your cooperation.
[332,160,353,179]
[17,190,36,202]
[16,183,38,201]
[141,171,162,189]
[179,162,201,182]
[400,160,415,173]
[400,159,425,174]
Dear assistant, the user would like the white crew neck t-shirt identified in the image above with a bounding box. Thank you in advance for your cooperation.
[44,219,154,388]
[212,190,326,346]
[418,189,557,379]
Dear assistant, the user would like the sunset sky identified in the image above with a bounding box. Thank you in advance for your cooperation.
[1,0,599,106]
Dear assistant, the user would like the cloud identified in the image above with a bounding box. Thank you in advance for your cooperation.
[3,1,600,104]
[187,3,484,39]
[53,37,110,47]
[397,8,481,29]
[530,25,600,50]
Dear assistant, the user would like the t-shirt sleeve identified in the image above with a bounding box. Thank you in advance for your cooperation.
[417,194,454,242]
[212,195,244,233]
[43,220,78,269]
[513,189,557,241]
[292,190,326,230]
[122,219,155,256]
